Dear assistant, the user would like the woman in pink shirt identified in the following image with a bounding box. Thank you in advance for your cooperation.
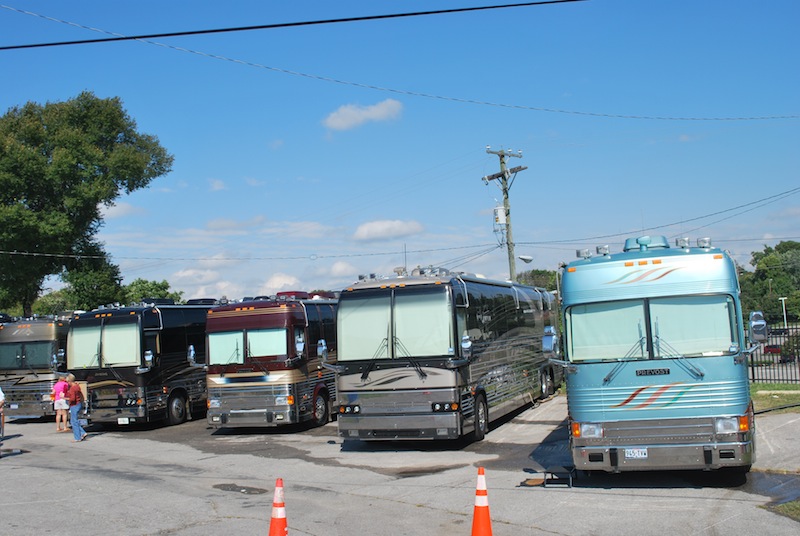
[52,375,69,432]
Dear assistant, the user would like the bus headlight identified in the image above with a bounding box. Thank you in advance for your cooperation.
[208,399,221,409]
[715,416,749,434]
[432,402,459,412]
[572,422,604,438]
[338,404,361,414]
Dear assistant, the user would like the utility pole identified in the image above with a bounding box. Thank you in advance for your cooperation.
[482,146,527,282]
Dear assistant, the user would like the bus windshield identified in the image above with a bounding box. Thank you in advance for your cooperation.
[68,320,141,368]
[566,294,737,362]
[208,328,288,365]
[338,287,453,362]
[21,341,55,367]
[0,343,22,369]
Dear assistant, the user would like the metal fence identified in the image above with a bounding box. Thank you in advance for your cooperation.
[748,323,800,384]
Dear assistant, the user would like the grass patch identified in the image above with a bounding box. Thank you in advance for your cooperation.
[751,383,800,414]
[768,499,800,522]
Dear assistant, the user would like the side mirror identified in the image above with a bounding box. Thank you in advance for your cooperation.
[295,340,306,357]
[137,349,154,374]
[749,311,768,343]
[543,325,559,355]
[461,334,473,360]
[187,344,197,365]
[317,339,328,362]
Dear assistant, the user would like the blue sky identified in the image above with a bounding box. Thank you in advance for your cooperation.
[1,1,798,300]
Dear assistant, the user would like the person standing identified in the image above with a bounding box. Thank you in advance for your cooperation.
[52,375,70,432]
[65,374,87,442]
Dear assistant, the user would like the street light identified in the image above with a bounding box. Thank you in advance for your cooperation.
[779,297,788,329]
[518,255,533,264]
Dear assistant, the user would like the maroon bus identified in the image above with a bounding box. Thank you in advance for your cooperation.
[206,293,338,429]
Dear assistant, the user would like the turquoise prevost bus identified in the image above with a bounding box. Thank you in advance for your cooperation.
[559,235,765,475]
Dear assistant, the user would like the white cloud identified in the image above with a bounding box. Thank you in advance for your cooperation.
[171,268,220,285]
[323,99,402,131]
[258,273,302,295]
[209,179,226,191]
[330,260,357,277]
[99,202,145,219]
[353,220,424,241]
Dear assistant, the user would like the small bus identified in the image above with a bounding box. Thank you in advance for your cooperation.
[206,292,338,428]
[67,300,212,426]
[0,318,69,418]
[332,268,560,441]
[560,236,764,475]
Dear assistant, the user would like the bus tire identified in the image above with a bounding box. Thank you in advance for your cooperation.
[167,392,187,425]
[473,394,488,441]
[312,391,329,426]
[541,370,554,398]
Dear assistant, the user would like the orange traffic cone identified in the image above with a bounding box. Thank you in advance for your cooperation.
[268,478,288,536]
[471,467,492,536]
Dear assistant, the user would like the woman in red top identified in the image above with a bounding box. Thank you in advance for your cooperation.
[65,374,87,442]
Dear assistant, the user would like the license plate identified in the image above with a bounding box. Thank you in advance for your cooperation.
[10,403,18,410]
[117,417,130,425]
[625,448,648,459]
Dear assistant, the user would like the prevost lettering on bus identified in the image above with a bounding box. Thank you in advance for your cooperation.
[559,235,761,475]
[636,368,670,376]
[67,299,212,426]
[0,317,69,418]
[332,267,561,441]
[205,292,338,428]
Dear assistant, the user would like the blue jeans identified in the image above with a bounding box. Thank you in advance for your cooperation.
[69,403,86,441]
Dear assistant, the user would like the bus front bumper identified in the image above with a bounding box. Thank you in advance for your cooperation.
[572,440,755,472]
[207,407,298,428]
[337,413,461,440]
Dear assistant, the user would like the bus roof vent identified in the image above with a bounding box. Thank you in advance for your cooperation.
[411,266,450,277]
[141,298,175,306]
[623,235,670,252]
[186,298,218,305]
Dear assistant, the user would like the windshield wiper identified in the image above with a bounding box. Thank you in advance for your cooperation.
[394,337,427,380]
[603,337,646,384]
[105,363,123,381]
[226,341,242,364]
[654,336,705,379]
[20,355,39,378]
[360,337,388,380]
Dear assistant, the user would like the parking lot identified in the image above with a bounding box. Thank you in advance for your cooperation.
[2,394,799,535]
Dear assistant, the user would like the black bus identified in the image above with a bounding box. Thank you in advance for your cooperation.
[67,300,212,426]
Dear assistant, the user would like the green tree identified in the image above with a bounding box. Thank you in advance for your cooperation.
[0,92,173,316]
[740,241,800,324]
[31,289,71,317]
[61,250,124,311]
[122,278,183,305]
[518,269,558,290]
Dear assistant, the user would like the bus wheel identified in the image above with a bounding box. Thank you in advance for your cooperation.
[473,394,488,441]
[168,393,187,425]
[541,371,554,398]
[312,391,329,426]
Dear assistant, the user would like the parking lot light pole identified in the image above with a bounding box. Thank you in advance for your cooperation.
[779,297,788,329]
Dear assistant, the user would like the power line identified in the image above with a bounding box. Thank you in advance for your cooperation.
[0,1,586,50]
[4,184,798,265]
[516,185,800,246]
[2,3,796,121]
